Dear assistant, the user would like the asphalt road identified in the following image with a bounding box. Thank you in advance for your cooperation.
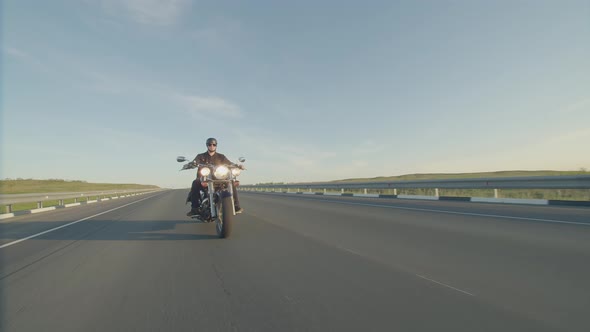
[1,190,589,331]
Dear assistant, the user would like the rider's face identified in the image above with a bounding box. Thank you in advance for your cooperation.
[207,143,217,152]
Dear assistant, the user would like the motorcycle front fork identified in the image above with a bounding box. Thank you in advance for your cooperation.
[208,182,236,217]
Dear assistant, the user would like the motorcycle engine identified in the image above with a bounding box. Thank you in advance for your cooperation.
[198,199,211,220]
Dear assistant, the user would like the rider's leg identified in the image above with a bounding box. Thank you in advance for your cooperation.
[187,179,202,216]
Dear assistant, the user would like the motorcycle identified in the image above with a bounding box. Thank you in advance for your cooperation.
[177,156,246,238]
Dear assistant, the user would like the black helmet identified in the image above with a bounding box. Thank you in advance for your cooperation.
[206,137,217,146]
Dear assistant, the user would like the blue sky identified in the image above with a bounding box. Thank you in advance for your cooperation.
[2,0,589,188]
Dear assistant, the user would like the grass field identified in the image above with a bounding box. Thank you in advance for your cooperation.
[1,194,141,213]
[0,179,159,194]
[0,179,160,213]
[330,170,590,183]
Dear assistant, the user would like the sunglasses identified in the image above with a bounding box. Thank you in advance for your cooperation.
[208,144,217,146]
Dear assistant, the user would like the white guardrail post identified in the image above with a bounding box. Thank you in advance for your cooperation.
[0,189,158,213]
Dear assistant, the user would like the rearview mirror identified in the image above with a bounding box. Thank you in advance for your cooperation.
[238,157,246,163]
[177,156,187,162]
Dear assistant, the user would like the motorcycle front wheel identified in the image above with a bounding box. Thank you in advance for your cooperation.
[215,196,234,238]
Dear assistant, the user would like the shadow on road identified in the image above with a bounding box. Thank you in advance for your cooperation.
[0,219,220,242]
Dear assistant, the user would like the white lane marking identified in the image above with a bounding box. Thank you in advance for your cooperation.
[287,196,590,227]
[342,247,362,256]
[415,274,474,296]
[339,245,474,296]
[0,193,164,249]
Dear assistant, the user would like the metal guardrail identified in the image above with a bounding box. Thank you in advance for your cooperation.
[239,175,590,192]
[0,189,157,204]
[0,189,159,213]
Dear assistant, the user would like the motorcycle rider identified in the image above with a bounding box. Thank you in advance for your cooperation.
[186,137,243,216]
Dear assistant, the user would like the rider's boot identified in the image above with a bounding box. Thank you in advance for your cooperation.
[186,207,199,216]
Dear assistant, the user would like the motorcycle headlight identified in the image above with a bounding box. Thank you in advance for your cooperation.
[214,165,230,179]
[200,168,211,176]
[231,168,241,176]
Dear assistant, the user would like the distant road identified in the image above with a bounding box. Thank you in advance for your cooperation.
[1,190,589,331]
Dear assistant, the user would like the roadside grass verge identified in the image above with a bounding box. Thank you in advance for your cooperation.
[324,188,590,200]
[0,179,159,194]
[1,192,148,213]
[0,179,160,213]
[330,170,590,183]
[256,170,590,201]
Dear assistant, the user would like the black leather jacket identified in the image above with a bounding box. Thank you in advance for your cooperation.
[193,151,232,165]
[193,152,234,178]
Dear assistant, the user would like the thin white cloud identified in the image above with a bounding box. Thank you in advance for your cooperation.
[4,44,233,120]
[100,0,191,25]
[3,45,135,93]
[229,131,349,183]
[558,99,590,114]
[82,69,130,94]
[4,46,28,58]
[3,46,47,71]
[190,17,244,50]
[176,95,243,118]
